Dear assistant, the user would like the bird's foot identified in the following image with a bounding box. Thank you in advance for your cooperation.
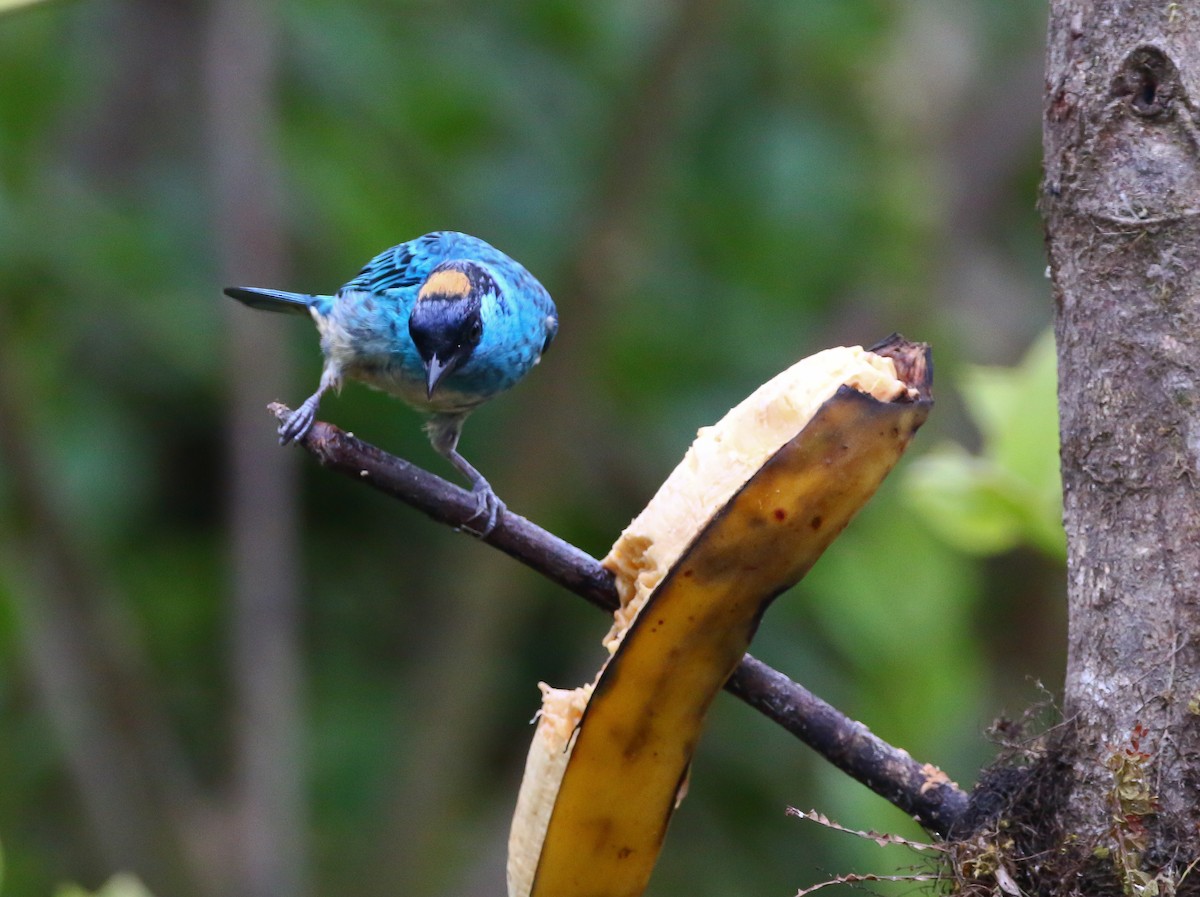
[461,480,506,537]
[278,398,318,445]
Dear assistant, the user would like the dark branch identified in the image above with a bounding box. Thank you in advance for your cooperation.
[276,404,971,836]
[724,658,968,835]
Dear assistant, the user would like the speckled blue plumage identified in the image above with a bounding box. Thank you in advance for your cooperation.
[319,231,556,413]
[224,231,558,533]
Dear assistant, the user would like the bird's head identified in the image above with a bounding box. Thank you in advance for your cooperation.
[409,260,494,397]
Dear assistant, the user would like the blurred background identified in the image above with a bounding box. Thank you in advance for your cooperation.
[0,1,1065,895]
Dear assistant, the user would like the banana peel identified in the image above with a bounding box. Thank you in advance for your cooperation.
[508,336,932,897]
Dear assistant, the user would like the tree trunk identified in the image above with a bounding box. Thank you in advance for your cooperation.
[1042,0,1200,888]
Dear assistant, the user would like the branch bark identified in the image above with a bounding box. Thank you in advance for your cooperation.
[271,405,970,837]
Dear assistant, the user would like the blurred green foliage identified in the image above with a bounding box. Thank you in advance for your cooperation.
[906,329,1066,560]
[55,875,153,897]
[0,1,1061,896]
[0,0,50,13]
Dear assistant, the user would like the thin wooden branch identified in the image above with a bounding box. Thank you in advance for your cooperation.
[276,405,971,837]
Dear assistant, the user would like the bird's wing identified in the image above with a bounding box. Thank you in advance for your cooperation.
[339,232,458,295]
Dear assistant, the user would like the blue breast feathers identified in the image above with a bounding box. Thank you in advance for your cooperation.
[312,232,557,414]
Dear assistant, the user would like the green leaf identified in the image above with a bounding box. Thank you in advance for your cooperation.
[904,329,1066,559]
[905,446,1029,554]
[963,328,1061,498]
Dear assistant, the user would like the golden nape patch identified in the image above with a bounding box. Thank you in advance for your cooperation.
[420,268,472,299]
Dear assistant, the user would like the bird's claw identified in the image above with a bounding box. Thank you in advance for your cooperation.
[278,400,317,445]
[461,483,505,537]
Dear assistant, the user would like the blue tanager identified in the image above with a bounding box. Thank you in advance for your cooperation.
[225,231,559,534]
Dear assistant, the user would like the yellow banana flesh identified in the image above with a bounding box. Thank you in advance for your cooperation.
[507,340,931,897]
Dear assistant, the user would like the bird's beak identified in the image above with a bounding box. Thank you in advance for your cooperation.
[426,355,451,398]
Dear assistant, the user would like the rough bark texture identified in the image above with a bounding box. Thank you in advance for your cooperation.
[1044,0,1200,880]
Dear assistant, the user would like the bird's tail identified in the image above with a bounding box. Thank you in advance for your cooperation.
[224,286,314,315]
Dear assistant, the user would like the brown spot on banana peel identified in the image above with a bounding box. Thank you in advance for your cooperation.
[525,376,931,897]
